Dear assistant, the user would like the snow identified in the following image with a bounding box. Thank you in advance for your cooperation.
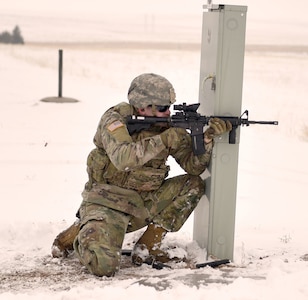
[1,1,308,299]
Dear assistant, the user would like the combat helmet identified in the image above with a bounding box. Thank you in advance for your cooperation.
[128,73,176,108]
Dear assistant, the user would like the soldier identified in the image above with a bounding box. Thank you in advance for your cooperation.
[51,73,231,277]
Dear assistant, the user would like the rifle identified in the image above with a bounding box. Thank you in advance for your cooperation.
[126,103,278,155]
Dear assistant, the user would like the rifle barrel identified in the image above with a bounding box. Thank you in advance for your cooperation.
[247,120,278,125]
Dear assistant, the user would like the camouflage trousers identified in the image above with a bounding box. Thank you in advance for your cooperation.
[73,174,205,277]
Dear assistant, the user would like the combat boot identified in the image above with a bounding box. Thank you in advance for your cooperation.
[132,223,183,265]
[51,219,81,258]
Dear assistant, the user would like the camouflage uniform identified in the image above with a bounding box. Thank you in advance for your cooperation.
[73,74,213,277]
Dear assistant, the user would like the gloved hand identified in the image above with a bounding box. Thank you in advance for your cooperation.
[160,127,183,149]
[204,118,232,140]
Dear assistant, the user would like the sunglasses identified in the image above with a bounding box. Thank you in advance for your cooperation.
[155,105,170,112]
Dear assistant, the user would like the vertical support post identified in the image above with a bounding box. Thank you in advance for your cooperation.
[58,49,63,98]
[193,4,247,260]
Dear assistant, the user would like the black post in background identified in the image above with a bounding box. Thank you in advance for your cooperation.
[58,49,63,98]
[40,48,79,103]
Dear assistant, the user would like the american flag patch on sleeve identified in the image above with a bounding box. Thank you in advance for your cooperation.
[107,121,124,132]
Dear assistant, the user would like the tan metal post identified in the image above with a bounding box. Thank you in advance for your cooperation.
[193,4,247,260]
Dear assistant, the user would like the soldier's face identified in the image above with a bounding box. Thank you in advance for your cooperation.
[138,105,171,117]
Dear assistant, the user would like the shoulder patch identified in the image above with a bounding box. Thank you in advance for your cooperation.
[107,121,124,132]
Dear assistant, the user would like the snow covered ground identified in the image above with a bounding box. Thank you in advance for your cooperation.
[1,1,308,299]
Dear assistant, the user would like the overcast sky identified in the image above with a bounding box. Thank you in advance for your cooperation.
[1,0,307,24]
[1,0,307,45]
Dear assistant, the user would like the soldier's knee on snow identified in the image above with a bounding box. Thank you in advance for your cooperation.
[83,243,120,277]
[73,220,121,277]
